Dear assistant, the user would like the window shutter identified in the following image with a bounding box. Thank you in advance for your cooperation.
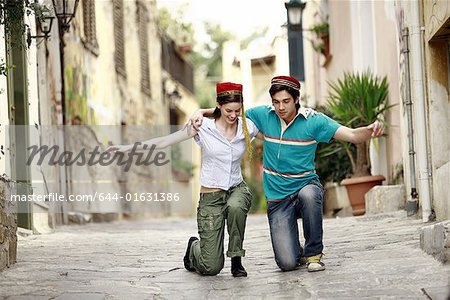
[82,0,98,54]
[137,1,151,96]
[113,0,126,77]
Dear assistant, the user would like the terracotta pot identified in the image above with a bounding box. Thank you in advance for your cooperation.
[341,175,385,216]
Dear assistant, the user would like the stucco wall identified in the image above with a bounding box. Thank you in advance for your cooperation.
[423,0,450,221]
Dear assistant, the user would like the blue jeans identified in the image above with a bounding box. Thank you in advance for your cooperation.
[267,180,324,271]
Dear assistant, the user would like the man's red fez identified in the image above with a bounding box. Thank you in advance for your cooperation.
[216,82,243,97]
[271,76,301,90]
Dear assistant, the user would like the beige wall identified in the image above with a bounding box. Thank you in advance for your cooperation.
[372,1,403,184]
[322,0,353,90]
[422,0,450,221]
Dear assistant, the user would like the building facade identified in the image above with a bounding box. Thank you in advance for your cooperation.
[0,0,201,271]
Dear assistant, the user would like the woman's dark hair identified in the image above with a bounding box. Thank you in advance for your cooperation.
[211,93,243,118]
[269,84,301,111]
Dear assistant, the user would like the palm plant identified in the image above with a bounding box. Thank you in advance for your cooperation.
[327,70,394,177]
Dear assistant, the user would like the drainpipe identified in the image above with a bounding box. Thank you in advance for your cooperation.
[410,0,432,222]
[401,27,419,216]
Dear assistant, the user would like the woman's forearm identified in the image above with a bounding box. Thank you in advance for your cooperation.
[140,124,197,150]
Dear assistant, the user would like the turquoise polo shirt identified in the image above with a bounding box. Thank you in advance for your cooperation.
[246,105,341,200]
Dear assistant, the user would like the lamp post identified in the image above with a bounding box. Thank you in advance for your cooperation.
[51,0,79,224]
[52,0,79,125]
[285,0,306,81]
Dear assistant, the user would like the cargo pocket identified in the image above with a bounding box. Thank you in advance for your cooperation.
[197,209,224,258]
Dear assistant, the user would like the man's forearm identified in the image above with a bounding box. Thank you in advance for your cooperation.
[351,126,373,144]
[334,121,384,144]
[200,108,215,117]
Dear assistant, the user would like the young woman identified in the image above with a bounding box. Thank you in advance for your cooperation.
[107,82,261,277]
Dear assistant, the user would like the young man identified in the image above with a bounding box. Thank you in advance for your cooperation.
[191,76,384,272]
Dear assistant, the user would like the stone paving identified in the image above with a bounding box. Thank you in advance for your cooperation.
[0,211,449,299]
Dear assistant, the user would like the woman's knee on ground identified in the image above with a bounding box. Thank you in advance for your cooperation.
[198,260,224,276]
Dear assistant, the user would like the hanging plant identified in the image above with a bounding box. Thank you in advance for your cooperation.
[310,22,329,37]
[309,21,330,59]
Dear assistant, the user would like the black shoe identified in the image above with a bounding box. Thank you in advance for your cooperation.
[231,257,247,277]
[183,237,198,272]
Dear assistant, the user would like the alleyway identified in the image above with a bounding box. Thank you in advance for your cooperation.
[0,211,449,299]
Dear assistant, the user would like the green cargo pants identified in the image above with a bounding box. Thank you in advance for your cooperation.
[189,181,252,275]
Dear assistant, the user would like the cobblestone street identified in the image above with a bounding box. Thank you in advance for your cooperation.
[0,211,449,299]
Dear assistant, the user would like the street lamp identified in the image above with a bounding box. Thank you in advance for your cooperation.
[27,15,55,47]
[285,0,306,81]
[52,0,80,32]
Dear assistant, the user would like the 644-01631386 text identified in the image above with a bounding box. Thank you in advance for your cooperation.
[9,192,181,203]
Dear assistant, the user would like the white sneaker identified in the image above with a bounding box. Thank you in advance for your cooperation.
[306,254,325,272]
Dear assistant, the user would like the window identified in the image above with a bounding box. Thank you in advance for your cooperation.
[82,0,98,55]
[113,0,126,77]
[137,1,151,96]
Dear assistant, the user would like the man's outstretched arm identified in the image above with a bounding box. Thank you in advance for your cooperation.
[333,121,384,144]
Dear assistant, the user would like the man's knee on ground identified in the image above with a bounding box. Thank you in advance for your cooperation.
[276,257,298,272]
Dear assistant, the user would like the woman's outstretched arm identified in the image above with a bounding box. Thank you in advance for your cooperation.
[105,124,198,153]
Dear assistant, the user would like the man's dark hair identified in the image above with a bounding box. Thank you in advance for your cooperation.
[269,85,301,111]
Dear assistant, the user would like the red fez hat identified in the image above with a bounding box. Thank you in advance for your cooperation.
[271,76,301,90]
[216,82,243,97]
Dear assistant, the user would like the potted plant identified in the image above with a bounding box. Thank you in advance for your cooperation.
[326,70,395,215]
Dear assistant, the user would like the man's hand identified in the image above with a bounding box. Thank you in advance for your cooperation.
[366,121,385,137]
[304,108,317,118]
[188,109,205,131]
[334,120,386,144]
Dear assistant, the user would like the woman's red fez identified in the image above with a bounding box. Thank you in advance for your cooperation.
[271,76,301,90]
[216,82,243,97]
